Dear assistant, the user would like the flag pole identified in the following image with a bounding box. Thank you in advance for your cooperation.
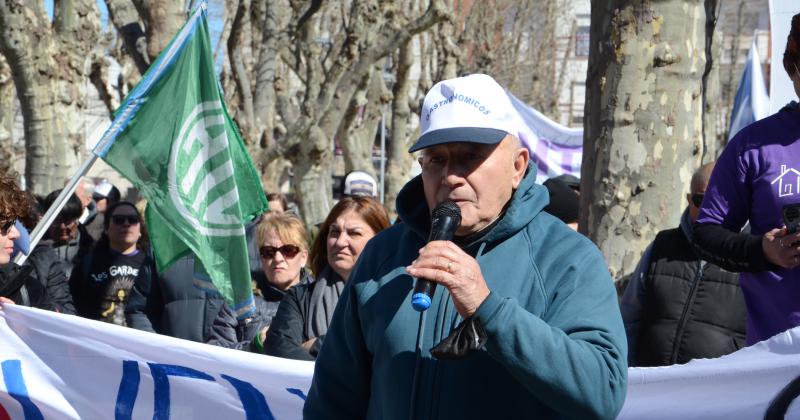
[13,154,99,266]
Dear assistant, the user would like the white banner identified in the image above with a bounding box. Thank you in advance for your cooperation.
[3,304,800,419]
[507,92,584,184]
[619,326,800,419]
[0,305,313,419]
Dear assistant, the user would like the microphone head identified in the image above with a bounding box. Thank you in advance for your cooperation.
[432,201,462,224]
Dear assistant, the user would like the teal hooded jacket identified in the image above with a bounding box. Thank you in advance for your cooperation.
[304,165,627,419]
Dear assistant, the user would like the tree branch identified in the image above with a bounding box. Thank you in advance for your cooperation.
[104,0,150,75]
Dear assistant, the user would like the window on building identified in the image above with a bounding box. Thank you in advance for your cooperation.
[575,25,590,57]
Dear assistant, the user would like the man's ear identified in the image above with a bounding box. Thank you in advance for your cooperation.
[511,147,529,189]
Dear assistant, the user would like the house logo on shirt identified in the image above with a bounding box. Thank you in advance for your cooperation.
[771,165,800,198]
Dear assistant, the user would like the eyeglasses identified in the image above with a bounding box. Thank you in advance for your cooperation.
[0,220,15,235]
[691,193,704,208]
[259,244,301,259]
[111,215,141,226]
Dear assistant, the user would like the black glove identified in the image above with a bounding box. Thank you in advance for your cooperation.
[430,316,487,360]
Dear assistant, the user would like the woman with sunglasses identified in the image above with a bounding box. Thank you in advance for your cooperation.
[264,196,390,360]
[1,176,78,314]
[207,213,312,352]
[693,13,800,347]
[0,174,41,308]
[69,201,156,327]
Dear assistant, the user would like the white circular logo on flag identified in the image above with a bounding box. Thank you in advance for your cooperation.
[167,101,244,237]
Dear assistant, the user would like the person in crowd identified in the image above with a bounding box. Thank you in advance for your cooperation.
[122,197,265,344]
[40,189,94,277]
[693,14,800,346]
[304,74,627,419]
[341,170,378,198]
[84,180,121,241]
[0,174,61,311]
[125,254,262,340]
[623,162,746,366]
[74,177,96,225]
[207,213,313,351]
[543,176,579,230]
[0,175,27,306]
[22,205,77,314]
[553,173,580,194]
[5,189,74,314]
[69,201,155,327]
[264,196,390,360]
[266,192,288,214]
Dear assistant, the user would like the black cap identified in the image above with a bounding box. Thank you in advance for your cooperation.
[543,178,579,224]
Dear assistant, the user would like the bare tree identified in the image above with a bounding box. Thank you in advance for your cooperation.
[582,0,714,280]
[0,0,102,194]
[214,0,450,226]
[0,55,15,175]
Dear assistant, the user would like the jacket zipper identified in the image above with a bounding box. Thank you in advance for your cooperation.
[669,261,706,364]
[426,243,486,419]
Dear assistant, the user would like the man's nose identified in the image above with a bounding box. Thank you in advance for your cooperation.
[443,163,466,186]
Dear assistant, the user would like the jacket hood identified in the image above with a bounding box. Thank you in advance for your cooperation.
[395,163,549,249]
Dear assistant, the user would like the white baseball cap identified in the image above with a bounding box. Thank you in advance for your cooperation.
[343,171,378,197]
[409,74,520,152]
[94,180,113,198]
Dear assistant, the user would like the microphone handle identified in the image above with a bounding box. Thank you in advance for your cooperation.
[411,215,458,312]
[411,278,436,312]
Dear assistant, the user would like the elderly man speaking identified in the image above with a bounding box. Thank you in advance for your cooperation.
[304,74,627,419]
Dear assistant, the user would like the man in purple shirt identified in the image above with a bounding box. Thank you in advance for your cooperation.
[693,13,800,344]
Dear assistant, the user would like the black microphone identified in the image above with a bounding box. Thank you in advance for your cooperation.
[411,201,462,311]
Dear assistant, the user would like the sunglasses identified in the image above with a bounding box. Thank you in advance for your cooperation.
[111,215,141,226]
[0,220,15,236]
[259,244,301,259]
[691,193,704,208]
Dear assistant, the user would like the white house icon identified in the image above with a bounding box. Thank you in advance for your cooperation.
[770,164,800,198]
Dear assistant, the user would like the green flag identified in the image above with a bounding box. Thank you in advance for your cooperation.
[93,3,267,318]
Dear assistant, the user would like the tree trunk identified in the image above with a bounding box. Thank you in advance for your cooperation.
[339,67,390,178]
[228,0,257,144]
[582,0,708,280]
[0,56,14,175]
[0,2,59,193]
[291,124,333,227]
[386,39,416,218]
[1,0,102,193]
[53,0,102,182]
[701,0,720,161]
[135,0,185,63]
[104,0,150,75]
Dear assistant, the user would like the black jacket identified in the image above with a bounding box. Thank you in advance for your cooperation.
[0,264,42,307]
[24,243,76,314]
[206,270,314,351]
[263,270,324,360]
[623,215,747,367]
[126,254,224,340]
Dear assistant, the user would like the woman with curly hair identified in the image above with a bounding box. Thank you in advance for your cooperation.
[693,13,800,345]
[0,174,37,306]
